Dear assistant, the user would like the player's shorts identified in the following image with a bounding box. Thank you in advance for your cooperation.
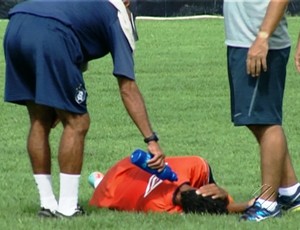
[227,46,290,126]
[4,13,87,114]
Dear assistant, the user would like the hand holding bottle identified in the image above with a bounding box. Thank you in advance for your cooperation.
[130,149,178,182]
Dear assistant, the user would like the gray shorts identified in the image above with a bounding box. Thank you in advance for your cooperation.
[227,46,290,126]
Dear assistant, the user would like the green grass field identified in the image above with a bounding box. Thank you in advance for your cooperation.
[1,17,300,229]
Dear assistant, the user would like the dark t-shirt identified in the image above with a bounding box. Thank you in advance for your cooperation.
[9,0,135,79]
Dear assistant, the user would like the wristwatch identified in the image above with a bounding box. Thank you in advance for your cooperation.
[144,132,159,143]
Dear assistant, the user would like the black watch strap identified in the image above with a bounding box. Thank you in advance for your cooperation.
[144,132,159,143]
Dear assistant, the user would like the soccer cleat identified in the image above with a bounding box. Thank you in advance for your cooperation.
[278,186,300,212]
[38,207,57,218]
[55,205,86,218]
[88,172,104,188]
[239,201,281,222]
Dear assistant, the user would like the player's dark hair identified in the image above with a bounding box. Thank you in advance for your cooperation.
[181,190,228,215]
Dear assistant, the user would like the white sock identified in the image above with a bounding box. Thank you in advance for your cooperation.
[256,198,278,212]
[279,183,300,197]
[33,174,58,211]
[57,173,80,216]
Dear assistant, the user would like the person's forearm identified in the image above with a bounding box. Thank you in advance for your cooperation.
[227,198,255,213]
[259,0,289,37]
[227,202,250,213]
[118,79,154,138]
[118,78,165,170]
[294,32,300,72]
[296,32,300,52]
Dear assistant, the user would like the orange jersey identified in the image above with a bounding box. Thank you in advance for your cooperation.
[89,156,211,213]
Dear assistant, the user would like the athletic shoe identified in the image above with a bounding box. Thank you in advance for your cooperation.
[38,207,57,218]
[88,172,104,188]
[278,186,300,212]
[239,201,281,222]
[55,205,86,218]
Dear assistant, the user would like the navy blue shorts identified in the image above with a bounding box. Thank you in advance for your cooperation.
[4,13,87,114]
[227,46,290,126]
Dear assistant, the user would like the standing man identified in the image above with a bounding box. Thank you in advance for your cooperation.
[223,0,300,222]
[3,0,165,218]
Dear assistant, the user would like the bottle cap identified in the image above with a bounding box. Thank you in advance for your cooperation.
[131,149,152,166]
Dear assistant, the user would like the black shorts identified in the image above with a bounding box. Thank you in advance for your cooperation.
[227,46,290,126]
[4,13,87,114]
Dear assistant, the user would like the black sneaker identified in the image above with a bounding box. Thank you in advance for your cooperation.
[278,186,300,212]
[55,205,86,218]
[38,207,57,218]
[239,201,281,222]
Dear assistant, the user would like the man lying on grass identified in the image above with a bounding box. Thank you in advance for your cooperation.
[89,155,254,215]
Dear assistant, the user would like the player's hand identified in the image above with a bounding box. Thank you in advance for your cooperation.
[196,183,228,200]
[247,32,269,77]
[146,141,165,171]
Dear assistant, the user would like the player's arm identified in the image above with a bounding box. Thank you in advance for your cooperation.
[117,77,165,170]
[259,0,288,36]
[295,32,300,73]
[247,0,289,77]
[196,183,255,213]
[226,198,256,213]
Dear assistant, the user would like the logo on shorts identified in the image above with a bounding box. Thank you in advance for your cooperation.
[75,84,87,104]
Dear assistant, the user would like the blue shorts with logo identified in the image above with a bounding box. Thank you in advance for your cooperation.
[4,13,87,114]
[227,46,290,126]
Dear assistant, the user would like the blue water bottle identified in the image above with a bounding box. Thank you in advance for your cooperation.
[130,149,178,182]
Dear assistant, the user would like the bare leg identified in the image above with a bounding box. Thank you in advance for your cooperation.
[55,110,90,174]
[280,152,298,187]
[55,109,90,216]
[26,102,58,211]
[248,125,298,200]
[26,102,57,174]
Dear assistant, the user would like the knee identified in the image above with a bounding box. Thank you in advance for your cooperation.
[75,114,90,136]
[247,124,282,141]
[60,112,90,136]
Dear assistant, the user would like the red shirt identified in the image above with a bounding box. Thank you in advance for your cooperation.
[89,156,211,213]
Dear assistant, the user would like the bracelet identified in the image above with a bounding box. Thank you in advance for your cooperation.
[257,31,269,39]
[144,132,159,143]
